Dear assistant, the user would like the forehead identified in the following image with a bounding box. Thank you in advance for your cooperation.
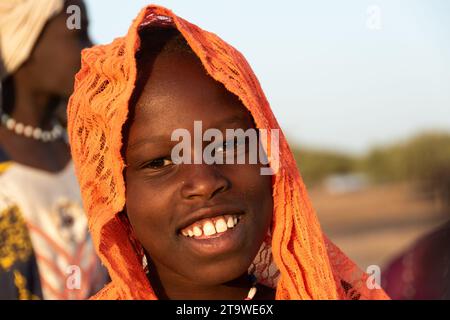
[41,0,89,36]
[131,50,252,133]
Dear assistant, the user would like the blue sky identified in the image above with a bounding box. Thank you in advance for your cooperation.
[84,0,450,154]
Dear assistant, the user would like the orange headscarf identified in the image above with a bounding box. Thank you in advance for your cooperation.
[67,5,389,300]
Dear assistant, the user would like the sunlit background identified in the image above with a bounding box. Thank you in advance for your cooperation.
[85,0,450,298]
[85,0,450,154]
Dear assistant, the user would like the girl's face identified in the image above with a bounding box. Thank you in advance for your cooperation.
[124,48,273,291]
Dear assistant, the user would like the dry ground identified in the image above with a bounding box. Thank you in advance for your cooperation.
[308,182,449,272]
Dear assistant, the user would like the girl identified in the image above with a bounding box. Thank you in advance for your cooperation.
[67,5,389,300]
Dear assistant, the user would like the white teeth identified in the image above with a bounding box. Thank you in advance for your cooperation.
[215,218,228,233]
[203,221,216,236]
[193,226,202,237]
[181,214,241,237]
[226,216,235,228]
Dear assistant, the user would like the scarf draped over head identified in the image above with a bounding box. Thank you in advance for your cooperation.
[67,5,390,300]
[0,0,64,80]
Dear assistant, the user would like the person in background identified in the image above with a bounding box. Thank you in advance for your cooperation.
[0,0,108,299]
[383,221,450,299]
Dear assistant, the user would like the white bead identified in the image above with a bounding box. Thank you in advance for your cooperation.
[42,132,51,142]
[14,122,24,134]
[1,114,8,124]
[52,127,63,139]
[33,128,42,139]
[24,126,33,137]
[0,110,62,142]
[6,118,15,130]
[52,125,62,135]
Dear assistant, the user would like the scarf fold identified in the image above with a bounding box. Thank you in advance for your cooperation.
[67,5,389,300]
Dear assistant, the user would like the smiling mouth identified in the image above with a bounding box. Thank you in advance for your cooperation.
[180,214,242,240]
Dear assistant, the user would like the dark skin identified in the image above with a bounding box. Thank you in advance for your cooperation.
[124,47,276,300]
[0,0,92,172]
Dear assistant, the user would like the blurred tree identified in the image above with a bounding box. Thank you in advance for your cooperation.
[292,147,355,187]
[291,131,450,200]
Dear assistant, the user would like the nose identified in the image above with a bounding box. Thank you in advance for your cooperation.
[180,164,231,201]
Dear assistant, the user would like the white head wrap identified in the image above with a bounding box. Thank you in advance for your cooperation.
[0,0,64,80]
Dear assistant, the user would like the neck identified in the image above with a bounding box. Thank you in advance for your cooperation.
[2,75,62,130]
[147,263,254,300]
[12,86,61,130]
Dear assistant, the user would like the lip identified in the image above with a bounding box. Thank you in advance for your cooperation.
[179,214,246,257]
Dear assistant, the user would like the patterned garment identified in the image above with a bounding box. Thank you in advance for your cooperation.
[0,159,108,299]
[0,203,42,299]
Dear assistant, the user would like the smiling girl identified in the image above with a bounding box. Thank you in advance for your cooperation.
[67,5,389,300]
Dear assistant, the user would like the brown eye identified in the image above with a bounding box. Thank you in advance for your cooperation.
[144,158,173,169]
[215,137,246,155]
[214,139,234,154]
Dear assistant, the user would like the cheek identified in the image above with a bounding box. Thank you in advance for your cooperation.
[228,164,272,204]
[34,40,80,86]
[226,164,273,231]
[125,173,178,254]
[51,43,81,81]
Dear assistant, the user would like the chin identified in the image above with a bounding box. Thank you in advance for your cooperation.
[186,255,253,286]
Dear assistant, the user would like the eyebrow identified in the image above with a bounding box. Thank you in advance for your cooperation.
[212,114,250,128]
[127,113,251,151]
[126,134,170,151]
